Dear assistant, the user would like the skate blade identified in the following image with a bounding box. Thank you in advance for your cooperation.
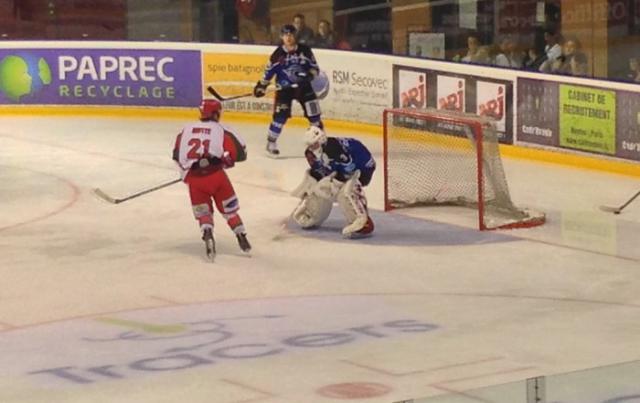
[205,240,216,262]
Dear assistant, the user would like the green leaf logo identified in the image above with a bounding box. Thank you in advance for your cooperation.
[0,54,52,101]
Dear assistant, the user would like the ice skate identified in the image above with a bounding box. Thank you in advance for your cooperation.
[236,233,252,253]
[266,137,280,158]
[202,228,216,262]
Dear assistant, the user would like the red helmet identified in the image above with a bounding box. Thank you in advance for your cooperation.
[199,99,222,121]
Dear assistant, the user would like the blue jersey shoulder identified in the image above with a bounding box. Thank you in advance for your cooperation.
[307,137,375,182]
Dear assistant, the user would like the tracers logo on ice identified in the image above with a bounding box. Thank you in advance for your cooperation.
[0,54,52,101]
[1,296,440,386]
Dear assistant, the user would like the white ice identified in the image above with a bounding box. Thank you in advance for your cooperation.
[0,115,639,403]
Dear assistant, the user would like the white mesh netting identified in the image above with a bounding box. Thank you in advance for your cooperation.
[384,108,545,230]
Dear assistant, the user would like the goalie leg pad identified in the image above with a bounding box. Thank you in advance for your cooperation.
[337,175,372,237]
[292,193,333,228]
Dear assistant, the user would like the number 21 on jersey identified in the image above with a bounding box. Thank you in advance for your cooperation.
[187,138,210,159]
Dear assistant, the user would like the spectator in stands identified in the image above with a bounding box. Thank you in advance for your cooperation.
[625,57,640,82]
[523,47,547,71]
[568,53,589,76]
[539,29,562,73]
[555,38,588,76]
[494,36,523,68]
[315,19,334,48]
[458,34,480,63]
[292,13,315,46]
[472,45,493,65]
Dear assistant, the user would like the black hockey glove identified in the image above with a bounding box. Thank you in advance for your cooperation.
[295,68,318,83]
[253,80,268,98]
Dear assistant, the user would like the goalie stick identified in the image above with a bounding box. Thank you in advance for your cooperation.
[93,178,181,204]
[599,190,640,214]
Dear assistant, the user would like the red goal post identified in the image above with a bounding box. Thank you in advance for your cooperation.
[383,107,545,230]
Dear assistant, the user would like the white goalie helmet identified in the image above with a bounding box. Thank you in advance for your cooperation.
[304,126,327,148]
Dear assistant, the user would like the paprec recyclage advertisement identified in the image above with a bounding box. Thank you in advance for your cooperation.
[0,49,202,106]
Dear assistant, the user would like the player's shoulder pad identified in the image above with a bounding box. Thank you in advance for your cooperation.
[270,47,286,63]
[298,44,315,56]
[323,137,346,159]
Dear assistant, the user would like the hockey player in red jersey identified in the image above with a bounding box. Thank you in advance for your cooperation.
[173,99,251,261]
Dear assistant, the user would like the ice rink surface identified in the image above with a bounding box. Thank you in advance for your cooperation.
[1,115,639,403]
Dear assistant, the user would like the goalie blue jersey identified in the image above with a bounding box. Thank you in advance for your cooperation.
[305,137,376,186]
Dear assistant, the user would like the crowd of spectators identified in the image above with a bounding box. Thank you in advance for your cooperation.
[276,13,350,50]
[280,14,638,82]
[452,29,591,78]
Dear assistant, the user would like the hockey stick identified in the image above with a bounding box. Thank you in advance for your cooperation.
[206,83,296,102]
[207,86,254,102]
[93,178,181,204]
[599,190,640,214]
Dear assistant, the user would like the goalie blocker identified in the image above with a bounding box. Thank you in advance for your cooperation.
[291,127,375,238]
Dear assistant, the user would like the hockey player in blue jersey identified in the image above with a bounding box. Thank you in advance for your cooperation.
[253,24,324,157]
[290,126,376,238]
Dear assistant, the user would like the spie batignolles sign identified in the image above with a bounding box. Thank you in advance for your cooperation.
[0,49,201,106]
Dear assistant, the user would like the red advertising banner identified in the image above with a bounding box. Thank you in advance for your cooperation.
[392,64,513,144]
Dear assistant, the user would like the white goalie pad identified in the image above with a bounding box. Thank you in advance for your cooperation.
[291,170,318,198]
[312,172,341,200]
[336,171,370,236]
[292,193,333,228]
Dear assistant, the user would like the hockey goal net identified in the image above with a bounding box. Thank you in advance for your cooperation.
[383,108,545,230]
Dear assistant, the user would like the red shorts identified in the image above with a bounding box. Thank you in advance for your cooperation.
[185,169,239,215]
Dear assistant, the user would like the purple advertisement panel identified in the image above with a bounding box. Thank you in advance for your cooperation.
[517,78,559,147]
[616,89,640,162]
[0,49,201,106]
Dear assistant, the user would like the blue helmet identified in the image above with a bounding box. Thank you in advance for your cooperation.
[280,24,297,35]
